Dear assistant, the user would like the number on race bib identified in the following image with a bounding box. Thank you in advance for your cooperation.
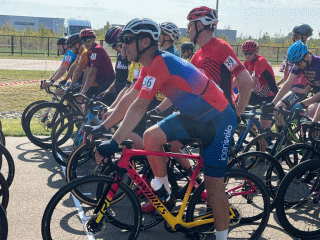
[142,76,156,91]
[224,56,238,72]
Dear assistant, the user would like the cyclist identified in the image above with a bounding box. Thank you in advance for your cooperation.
[43,36,77,88]
[101,27,130,105]
[90,16,250,240]
[271,40,320,121]
[79,29,115,98]
[63,33,87,89]
[187,6,252,117]
[158,22,181,57]
[180,42,194,61]
[272,25,313,130]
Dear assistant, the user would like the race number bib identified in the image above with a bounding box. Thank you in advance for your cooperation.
[65,55,71,63]
[90,53,97,60]
[224,56,238,72]
[134,69,141,79]
[142,76,156,91]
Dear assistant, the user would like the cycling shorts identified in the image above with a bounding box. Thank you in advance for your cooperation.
[281,91,307,110]
[248,92,274,106]
[157,105,237,178]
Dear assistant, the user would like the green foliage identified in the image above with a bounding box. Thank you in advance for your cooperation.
[94,21,111,40]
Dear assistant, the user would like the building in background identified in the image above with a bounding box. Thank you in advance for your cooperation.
[0,15,64,33]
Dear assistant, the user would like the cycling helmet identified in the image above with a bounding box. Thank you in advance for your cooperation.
[57,36,68,45]
[180,42,194,53]
[292,24,313,37]
[66,33,82,46]
[159,22,181,41]
[80,28,96,39]
[287,40,309,63]
[187,6,219,28]
[105,27,122,46]
[241,40,259,52]
[123,18,161,41]
[117,31,126,43]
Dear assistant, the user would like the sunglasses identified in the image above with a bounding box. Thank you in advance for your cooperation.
[123,36,136,45]
[81,38,93,44]
[244,51,255,56]
[294,55,308,66]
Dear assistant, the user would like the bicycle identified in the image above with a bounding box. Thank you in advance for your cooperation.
[0,204,8,240]
[42,138,270,240]
[0,143,15,188]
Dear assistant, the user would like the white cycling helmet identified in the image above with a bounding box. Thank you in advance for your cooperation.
[123,18,161,41]
[159,22,181,41]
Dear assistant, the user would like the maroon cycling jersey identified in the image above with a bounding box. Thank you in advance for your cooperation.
[87,43,115,85]
[191,37,245,106]
[244,54,278,97]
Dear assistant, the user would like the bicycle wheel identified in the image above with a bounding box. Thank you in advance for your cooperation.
[0,143,15,188]
[21,100,48,131]
[275,143,320,170]
[186,169,270,240]
[41,175,141,240]
[0,172,9,210]
[228,151,284,211]
[24,102,69,149]
[244,131,292,154]
[0,128,5,146]
[276,159,320,239]
[0,204,8,240]
[52,118,86,166]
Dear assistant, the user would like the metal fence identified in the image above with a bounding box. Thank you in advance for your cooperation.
[1,35,319,63]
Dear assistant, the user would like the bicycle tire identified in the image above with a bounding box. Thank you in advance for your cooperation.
[24,102,69,149]
[276,159,320,239]
[51,112,84,146]
[186,169,270,240]
[0,143,15,188]
[228,151,284,211]
[0,171,9,210]
[0,204,8,240]
[244,131,292,154]
[21,100,48,131]
[52,118,86,166]
[0,129,5,147]
[41,175,141,240]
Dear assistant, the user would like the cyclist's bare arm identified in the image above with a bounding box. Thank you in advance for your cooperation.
[63,61,77,82]
[277,61,290,87]
[156,97,173,113]
[81,67,96,93]
[110,85,131,109]
[102,88,139,130]
[103,81,116,95]
[113,97,150,144]
[70,63,85,89]
[235,70,253,116]
[272,72,298,105]
[50,64,68,83]
[301,91,320,107]
[291,85,311,94]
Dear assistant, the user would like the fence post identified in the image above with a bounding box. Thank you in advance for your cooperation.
[47,37,50,56]
[20,37,22,56]
[276,47,280,64]
[11,36,14,55]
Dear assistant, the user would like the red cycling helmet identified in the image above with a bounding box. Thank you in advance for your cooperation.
[80,28,96,39]
[241,40,259,52]
[187,6,218,28]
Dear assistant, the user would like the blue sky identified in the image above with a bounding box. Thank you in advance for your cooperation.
[1,0,319,38]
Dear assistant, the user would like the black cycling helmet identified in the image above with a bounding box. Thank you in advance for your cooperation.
[105,27,122,47]
[292,24,313,37]
[57,36,68,45]
[180,42,194,53]
[117,31,126,43]
[66,33,82,46]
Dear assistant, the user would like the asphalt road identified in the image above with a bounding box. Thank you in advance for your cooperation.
[4,136,298,240]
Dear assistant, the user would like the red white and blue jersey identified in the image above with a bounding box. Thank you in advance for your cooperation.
[133,50,229,120]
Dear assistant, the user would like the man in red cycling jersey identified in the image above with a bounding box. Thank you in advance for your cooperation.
[187,6,252,117]
[80,29,115,98]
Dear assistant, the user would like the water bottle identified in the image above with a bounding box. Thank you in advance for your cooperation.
[151,179,169,202]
